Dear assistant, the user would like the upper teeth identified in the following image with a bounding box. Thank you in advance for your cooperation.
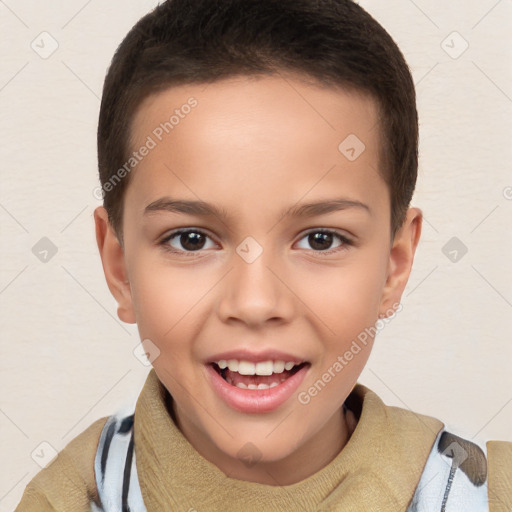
[216,360,297,375]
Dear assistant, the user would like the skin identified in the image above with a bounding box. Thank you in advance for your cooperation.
[94,73,422,486]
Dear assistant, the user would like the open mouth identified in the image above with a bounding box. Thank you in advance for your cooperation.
[211,361,309,390]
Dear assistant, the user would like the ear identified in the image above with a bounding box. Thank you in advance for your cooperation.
[379,207,422,316]
[94,206,136,324]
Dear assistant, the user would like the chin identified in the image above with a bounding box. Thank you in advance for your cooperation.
[216,430,303,464]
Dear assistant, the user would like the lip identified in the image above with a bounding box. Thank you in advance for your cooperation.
[206,349,306,364]
[206,362,310,414]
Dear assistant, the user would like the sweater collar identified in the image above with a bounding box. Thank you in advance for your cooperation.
[134,369,443,511]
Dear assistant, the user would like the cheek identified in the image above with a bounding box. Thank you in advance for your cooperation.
[296,254,387,332]
[127,259,219,362]
[128,263,189,341]
[122,231,226,374]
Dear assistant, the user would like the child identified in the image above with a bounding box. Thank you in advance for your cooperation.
[15,0,511,511]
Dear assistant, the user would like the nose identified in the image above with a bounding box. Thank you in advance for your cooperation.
[216,243,295,328]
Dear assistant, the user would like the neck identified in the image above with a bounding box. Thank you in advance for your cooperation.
[167,393,356,486]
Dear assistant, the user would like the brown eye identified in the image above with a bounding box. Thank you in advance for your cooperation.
[161,229,216,253]
[308,232,334,251]
[178,232,206,251]
[296,229,352,255]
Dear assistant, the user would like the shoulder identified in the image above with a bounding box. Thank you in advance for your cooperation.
[486,440,512,511]
[15,416,109,512]
[354,385,512,510]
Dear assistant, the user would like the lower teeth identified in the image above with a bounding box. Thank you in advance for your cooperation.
[225,376,286,390]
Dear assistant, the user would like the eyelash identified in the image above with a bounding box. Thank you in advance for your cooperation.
[159,228,353,258]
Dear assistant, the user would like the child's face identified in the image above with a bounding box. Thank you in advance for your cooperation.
[95,74,421,483]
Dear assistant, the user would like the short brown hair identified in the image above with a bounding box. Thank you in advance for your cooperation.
[98,0,418,240]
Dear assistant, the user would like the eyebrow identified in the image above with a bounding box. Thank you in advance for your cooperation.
[144,197,370,221]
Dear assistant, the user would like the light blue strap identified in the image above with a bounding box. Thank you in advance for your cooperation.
[407,427,489,512]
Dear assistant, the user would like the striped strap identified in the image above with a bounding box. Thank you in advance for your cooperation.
[91,411,147,512]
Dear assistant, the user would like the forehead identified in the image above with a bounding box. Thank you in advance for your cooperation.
[125,74,388,226]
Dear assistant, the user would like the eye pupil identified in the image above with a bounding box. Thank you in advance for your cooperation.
[181,232,205,251]
[309,232,332,251]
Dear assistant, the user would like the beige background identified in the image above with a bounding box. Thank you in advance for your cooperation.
[1,0,511,508]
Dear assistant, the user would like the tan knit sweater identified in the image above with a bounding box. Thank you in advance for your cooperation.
[15,369,512,511]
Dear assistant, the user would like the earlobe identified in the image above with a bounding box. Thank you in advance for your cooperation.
[93,206,136,324]
[379,207,422,315]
